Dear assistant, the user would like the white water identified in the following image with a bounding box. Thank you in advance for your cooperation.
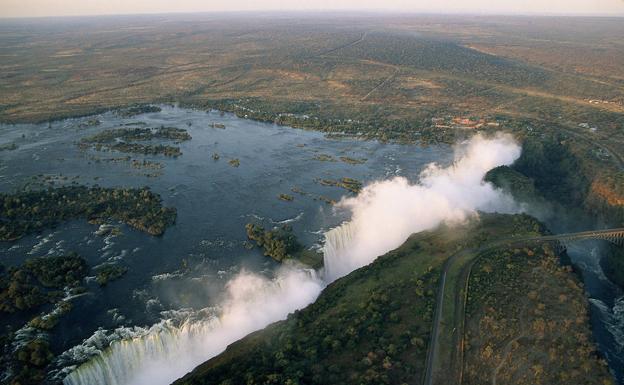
[589,295,624,351]
[323,132,521,280]
[64,133,521,385]
[64,268,323,385]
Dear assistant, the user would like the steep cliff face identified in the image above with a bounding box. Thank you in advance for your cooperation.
[172,214,614,385]
[602,243,624,289]
[589,180,624,207]
[586,178,624,224]
[486,135,624,225]
[486,136,624,292]
[172,231,446,385]
[511,136,589,207]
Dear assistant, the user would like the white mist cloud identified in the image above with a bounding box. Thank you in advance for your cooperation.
[129,268,323,385]
[65,132,522,385]
[323,133,521,280]
[64,267,324,385]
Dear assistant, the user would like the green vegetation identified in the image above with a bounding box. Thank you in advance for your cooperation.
[131,159,164,177]
[278,194,294,202]
[196,97,461,145]
[487,134,624,224]
[512,136,589,207]
[340,156,366,165]
[0,253,134,385]
[177,234,441,385]
[132,159,164,170]
[81,127,190,143]
[245,223,303,263]
[108,142,181,157]
[152,126,192,141]
[313,154,336,162]
[178,214,586,385]
[317,195,337,205]
[0,142,18,151]
[0,185,176,240]
[77,119,101,128]
[79,126,190,157]
[116,105,162,118]
[0,253,87,313]
[427,214,551,384]
[485,166,537,203]
[0,15,621,223]
[13,338,55,385]
[4,16,622,154]
[464,244,614,385]
[245,223,323,268]
[94,264,128,286]
[27,302,71,330]
[317,177,362,194]
[0,15,623,383]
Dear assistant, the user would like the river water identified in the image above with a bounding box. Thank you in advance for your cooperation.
[0,105,622,384]
[0,105,452,383]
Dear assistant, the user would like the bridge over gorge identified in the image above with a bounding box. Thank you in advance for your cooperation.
[424,228,624,385]
[537,228,624,248]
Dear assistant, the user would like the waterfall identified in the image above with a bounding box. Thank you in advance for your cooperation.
[63,268,324,385]
[64,318,220,385]
[63,133,522,385]
[322,221,359,282]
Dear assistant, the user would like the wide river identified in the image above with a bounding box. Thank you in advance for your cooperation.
[0,105,621,384]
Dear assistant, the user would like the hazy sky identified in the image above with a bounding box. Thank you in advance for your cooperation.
[3,0,624,18]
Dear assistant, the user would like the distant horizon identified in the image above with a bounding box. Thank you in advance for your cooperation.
[2,8,624,20]
[2,0,624,19]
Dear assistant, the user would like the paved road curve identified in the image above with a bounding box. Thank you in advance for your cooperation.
[423,228,624,385]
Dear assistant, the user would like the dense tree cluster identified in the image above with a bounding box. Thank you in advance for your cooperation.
[176,237,439,385]
[81,126,191,143]
[0,253,132,385]
[339,156,366,165]
[487,133,624,226]
[0,142,18,151]
[116,105,162,118]
[332,32,550,89]
[245,223,302,262]
[485,166,538,202]
[464,245,614,385]
[107,142,181,157]
[11,338,55,385]
[0,253,131,385]
[512,136,589,207]
[186,98,459,145]
[278,194,294,202]
[0,253,87,313]
[94,264,128,286]
[317,177,362,194]
[0,186,176,240]
[79,126,190,157]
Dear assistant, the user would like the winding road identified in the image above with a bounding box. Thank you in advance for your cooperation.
[423,228,624,385]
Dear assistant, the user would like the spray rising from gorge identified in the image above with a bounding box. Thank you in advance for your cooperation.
[63,268,324,385]
[323,132,521,280]
[64,133,522,385]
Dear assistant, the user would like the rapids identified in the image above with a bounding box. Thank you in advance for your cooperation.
[63,134,522,385]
